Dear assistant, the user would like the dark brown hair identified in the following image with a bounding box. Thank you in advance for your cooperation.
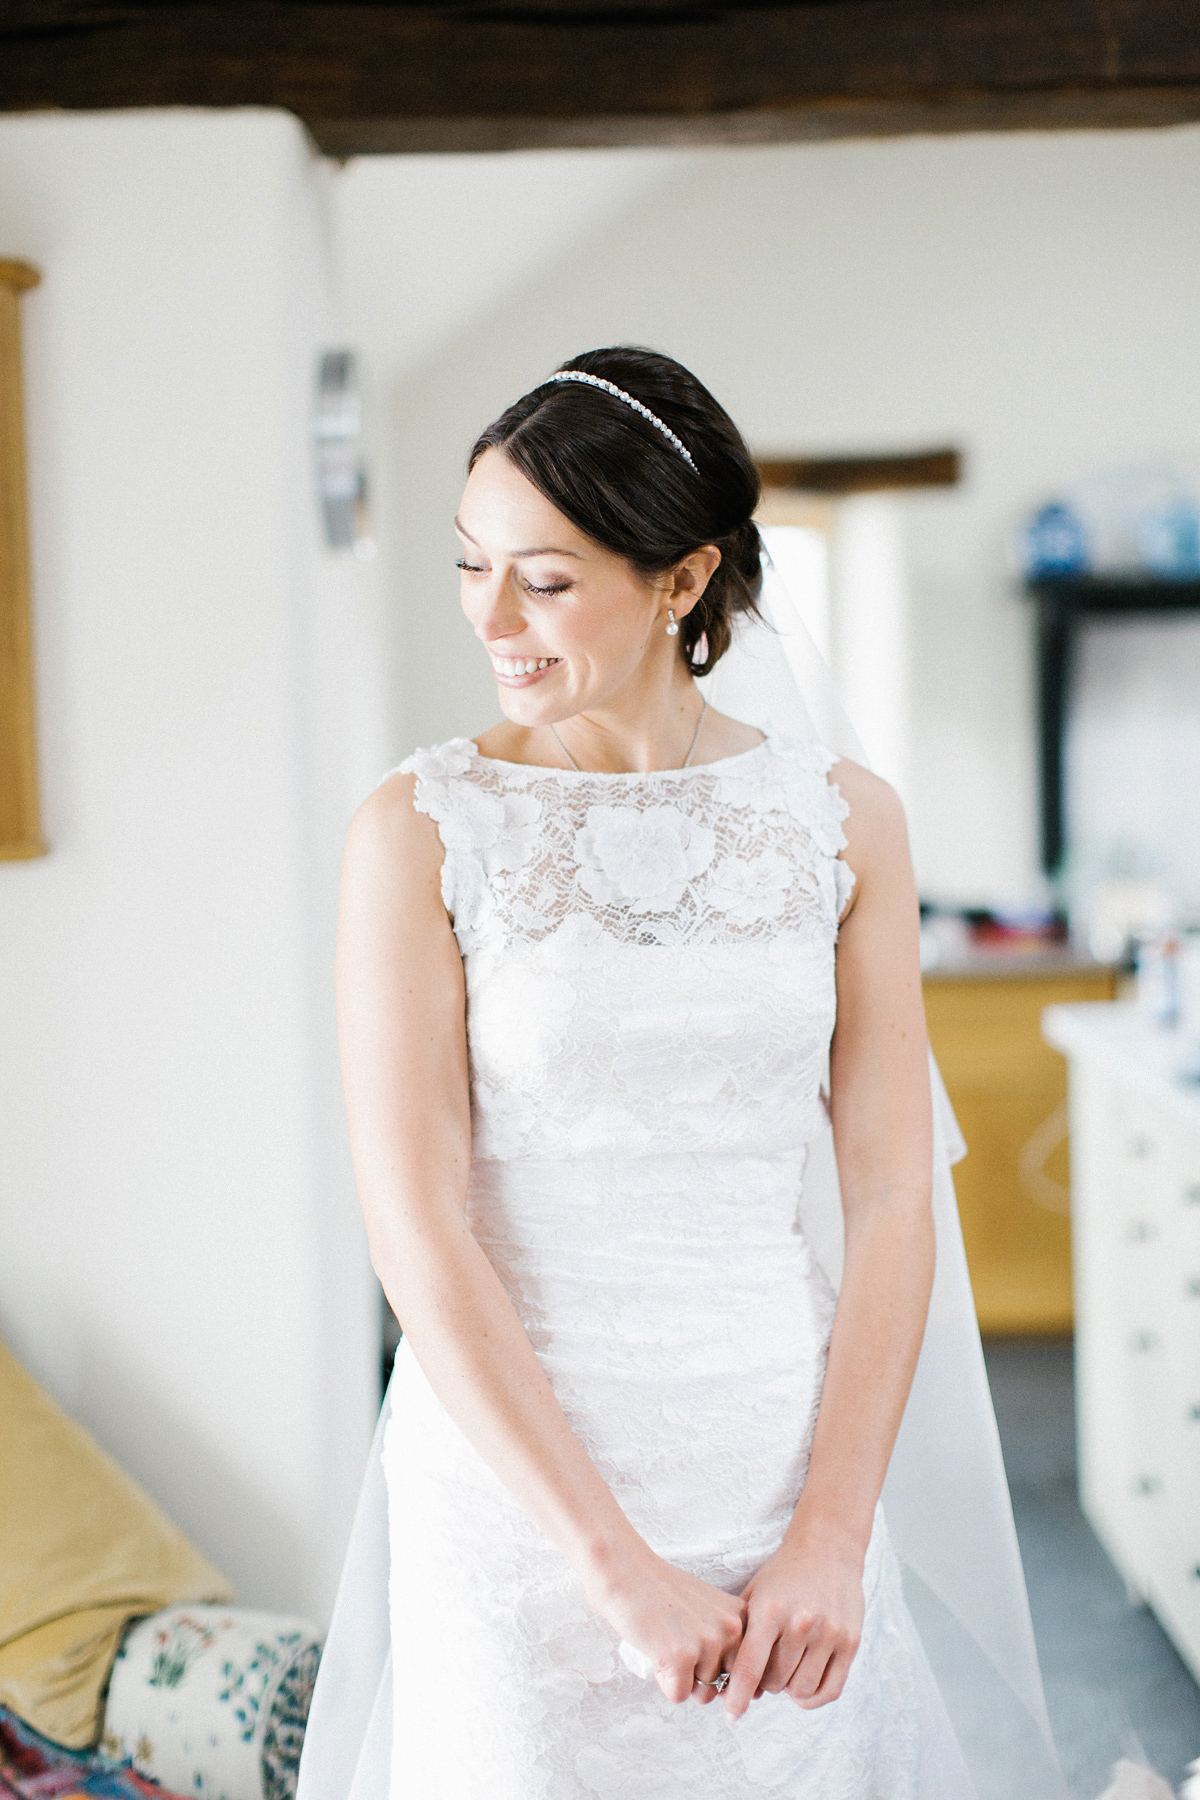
[469,347,762,676]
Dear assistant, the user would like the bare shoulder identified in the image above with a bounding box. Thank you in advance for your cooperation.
[342,771,445,911]
[702,708,766,760]
[830,756,907,837]
[828,757,914,914]
[473,719,525,762]
[337,774,465,1082]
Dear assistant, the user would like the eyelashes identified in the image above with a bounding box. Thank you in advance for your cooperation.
[456,559,571,598]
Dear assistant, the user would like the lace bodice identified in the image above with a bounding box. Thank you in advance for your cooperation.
[400,733,855,1164]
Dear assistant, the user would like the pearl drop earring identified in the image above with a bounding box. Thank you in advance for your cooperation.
[665,609,679,637]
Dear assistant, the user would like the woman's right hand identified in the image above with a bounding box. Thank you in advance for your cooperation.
[583,1542,747,1706]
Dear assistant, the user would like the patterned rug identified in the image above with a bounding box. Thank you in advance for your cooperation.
[0,1707,186,1800]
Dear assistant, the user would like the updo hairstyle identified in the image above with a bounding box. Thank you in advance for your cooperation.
[469,347,762,677]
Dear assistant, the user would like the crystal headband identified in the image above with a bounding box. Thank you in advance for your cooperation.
[545,370,697,471]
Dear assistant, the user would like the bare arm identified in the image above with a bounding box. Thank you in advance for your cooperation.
[337,775,745,1701]
[725,761,935,1717]
[794,760,934,1553]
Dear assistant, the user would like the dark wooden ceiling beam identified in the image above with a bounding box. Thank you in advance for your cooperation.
[2,2,1200,155]
[758,448,961,493]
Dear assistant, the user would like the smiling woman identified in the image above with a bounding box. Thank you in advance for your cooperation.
[453,446,733,769]
[299,346,1062,1800]
[467,347,762,681]
[450,351,767,783]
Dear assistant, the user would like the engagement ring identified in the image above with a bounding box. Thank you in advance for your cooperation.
[694,1671,730,1693]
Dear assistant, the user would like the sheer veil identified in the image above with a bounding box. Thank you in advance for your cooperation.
[297,529,1067,1800]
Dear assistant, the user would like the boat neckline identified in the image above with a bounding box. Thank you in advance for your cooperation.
[465,730,773,779]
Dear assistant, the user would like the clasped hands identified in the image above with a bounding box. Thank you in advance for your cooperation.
[593,1529,865,1720]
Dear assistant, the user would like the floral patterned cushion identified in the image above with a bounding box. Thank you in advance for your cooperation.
[102,1608,321,1800]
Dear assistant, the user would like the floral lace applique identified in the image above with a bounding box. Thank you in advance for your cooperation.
[399,733,854,959]
[574,804,717,914]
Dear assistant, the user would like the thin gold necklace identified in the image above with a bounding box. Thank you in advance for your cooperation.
[550,696,708,773]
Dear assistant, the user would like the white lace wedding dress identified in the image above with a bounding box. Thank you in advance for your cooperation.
[378,729,974,1800]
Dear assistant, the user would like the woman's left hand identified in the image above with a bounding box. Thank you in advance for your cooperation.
[720,1528,865,1719]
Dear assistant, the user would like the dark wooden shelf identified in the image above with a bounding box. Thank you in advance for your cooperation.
[1022,575,1200,875]
[1026,574,1200,612]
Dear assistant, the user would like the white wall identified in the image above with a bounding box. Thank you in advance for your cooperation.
[334,149,689,391]
[335,127,1200,913]
[0,110,385,1626]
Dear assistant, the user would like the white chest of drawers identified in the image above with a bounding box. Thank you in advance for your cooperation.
[1043,1002,1200,1681]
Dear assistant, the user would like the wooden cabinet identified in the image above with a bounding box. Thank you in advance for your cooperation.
[1043,1003,1200,1683]
[923,959,1116,1334]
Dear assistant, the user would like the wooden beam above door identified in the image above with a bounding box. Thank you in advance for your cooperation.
[758,447,962,494]
[2,2,1200,156]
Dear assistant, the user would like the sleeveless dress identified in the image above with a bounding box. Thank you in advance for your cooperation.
[381,730,974,1800]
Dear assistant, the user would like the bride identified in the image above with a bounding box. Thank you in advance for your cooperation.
[302,347,1065,1799]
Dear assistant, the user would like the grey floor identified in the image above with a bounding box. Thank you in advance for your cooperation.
[985,1339,1200,1798]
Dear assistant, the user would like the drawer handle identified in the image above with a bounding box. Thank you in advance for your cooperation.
[1188,1277,1200,1300]
[1189,1404,1200,1423]
[1125,1220,1157,1244]
[1186,1184,1200,1207]
[1017,1102,1071,1217]
[1132,1475,1162,1496]
[1128,1134,1156,1159]
[1129,1331,1160,1355]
